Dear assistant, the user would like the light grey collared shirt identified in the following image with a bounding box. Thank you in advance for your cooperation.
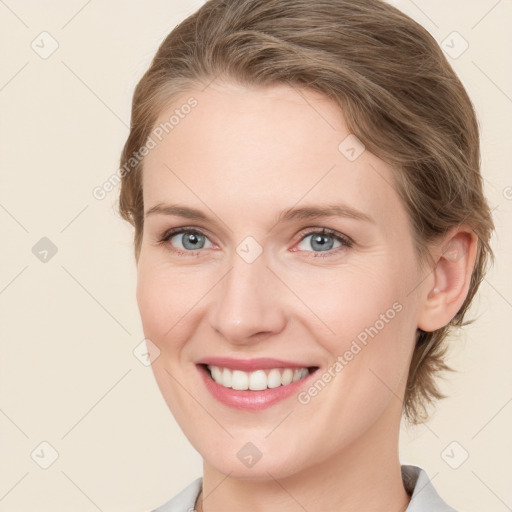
[151,464,458,511]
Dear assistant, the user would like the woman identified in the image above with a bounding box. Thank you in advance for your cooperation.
[118,0,494,510]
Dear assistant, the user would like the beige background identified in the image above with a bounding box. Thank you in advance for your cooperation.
[0,0,511,510]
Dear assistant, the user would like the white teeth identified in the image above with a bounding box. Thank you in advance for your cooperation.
[248,370,267,391]
[232,370,249,390]
[281,368,293,385]
[267,369,282,388]
[211,366,222,382]
[207,365,311,390]
[222,368,232,388]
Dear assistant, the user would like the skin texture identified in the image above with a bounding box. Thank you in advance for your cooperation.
[136,82,478,512]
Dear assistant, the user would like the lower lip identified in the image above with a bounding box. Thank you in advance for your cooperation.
[197,365,317,411]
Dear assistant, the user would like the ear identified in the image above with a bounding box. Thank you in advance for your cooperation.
[417,227,479,332]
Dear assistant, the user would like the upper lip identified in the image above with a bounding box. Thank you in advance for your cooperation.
[196,357,317,372]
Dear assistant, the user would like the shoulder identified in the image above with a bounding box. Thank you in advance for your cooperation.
[402,464,460,512]
[148,477,202,512]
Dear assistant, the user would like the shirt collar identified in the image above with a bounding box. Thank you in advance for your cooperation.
[402,465,458,511]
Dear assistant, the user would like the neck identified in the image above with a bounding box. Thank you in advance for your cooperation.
[196,404,410,512]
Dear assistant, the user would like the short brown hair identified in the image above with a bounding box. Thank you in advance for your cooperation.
[118,0,495,424]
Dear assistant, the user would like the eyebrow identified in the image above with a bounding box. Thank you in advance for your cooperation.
[144,202,374,224]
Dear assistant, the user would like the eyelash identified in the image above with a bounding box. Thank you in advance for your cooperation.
[157,226,353,258]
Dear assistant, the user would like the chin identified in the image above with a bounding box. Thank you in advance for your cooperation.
[213,458,301,481]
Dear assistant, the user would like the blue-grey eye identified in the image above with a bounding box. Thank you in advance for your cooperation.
[297,232,342,252]
[170,231,212,251]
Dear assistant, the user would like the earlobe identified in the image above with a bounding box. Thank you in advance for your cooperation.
[418,228,478,332]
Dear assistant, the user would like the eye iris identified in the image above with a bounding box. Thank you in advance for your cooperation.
[311,234,334,252]
[174,231,340,252]
[182,232,204,250]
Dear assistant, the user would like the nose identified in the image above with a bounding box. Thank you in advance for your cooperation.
[207,252,287,345]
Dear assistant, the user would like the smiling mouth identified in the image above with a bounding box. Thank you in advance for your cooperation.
[202,364,318,391]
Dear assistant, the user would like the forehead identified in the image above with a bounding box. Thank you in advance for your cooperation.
[142,82,407,232]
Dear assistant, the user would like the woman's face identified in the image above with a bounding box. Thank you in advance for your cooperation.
[137,82,428,479]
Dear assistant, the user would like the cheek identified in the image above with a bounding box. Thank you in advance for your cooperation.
[347,307,417,408]
[292,262,407,337]
[297,258,419,388]
[135,261,206,419]
[135,260,203,355]
[306,285,416,438]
